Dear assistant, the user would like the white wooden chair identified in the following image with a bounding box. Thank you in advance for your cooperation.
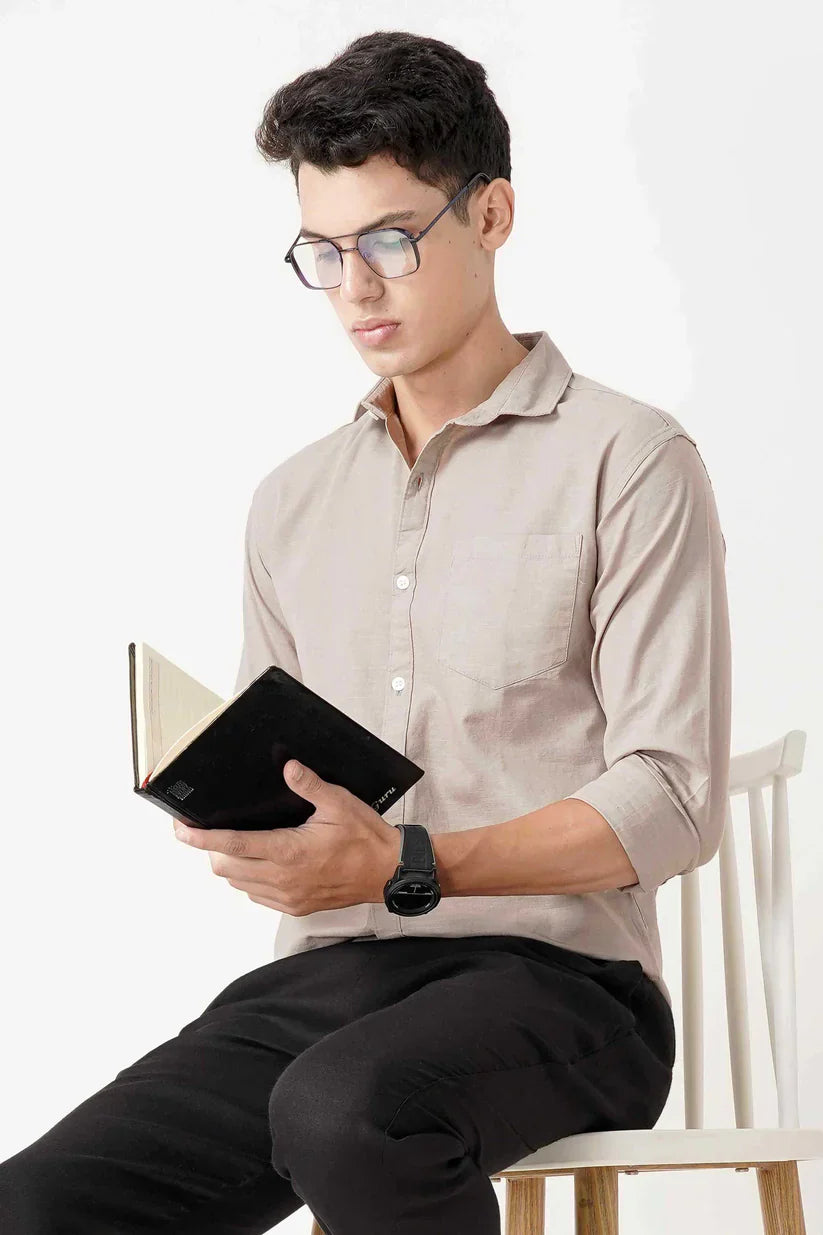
[309,729,820,1234]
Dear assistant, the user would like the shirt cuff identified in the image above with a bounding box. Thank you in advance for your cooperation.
[563,751,701,894]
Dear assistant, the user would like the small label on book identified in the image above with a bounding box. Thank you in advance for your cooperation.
[168,779,195,801]
[371,785,397,810]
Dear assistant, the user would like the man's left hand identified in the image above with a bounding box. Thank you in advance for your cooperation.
[172,759,402,916]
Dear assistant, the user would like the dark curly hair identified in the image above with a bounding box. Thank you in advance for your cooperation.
[255,30,511,226]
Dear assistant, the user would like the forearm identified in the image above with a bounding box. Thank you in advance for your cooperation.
[430,796,639,896]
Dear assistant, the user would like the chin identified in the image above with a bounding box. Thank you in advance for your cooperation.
[362,347,408,376]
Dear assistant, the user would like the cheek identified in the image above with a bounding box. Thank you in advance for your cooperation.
[410,256,467,317]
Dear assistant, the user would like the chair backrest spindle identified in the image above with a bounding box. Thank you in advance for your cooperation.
[718,797,755,1127]
[680,869,704,1128]
[771,774,800,1128]
[749,786,776,1083]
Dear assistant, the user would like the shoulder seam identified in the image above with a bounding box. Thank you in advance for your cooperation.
[571,375,686,431]
[603,428,691,511]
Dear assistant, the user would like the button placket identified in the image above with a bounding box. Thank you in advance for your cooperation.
[382,466,428,750]
[370,435,448,938]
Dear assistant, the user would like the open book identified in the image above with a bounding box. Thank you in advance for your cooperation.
[129,641,425,830]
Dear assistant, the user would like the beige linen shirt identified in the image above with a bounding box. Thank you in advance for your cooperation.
[233,329,732,1008]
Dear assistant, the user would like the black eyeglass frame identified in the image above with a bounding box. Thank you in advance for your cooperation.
[283,171,492,289]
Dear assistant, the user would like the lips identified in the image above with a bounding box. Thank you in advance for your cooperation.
[354,322,401,346]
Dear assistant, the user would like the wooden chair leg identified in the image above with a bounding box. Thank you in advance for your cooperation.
[757,1161,807,1235]
[575,1167,618,1235]
[504,1176,546,1235]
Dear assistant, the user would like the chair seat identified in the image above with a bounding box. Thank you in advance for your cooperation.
[495,1127,823,1174]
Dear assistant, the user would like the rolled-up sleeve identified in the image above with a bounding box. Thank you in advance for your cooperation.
[563,431,732,894]
[233,478,303,695]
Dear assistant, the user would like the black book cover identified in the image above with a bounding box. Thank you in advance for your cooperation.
[129,643,424,830]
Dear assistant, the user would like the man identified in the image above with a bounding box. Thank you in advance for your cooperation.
[0,28,731,1235]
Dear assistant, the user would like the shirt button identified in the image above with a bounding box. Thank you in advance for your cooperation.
[396,574,410,590]
[392,676,406,692]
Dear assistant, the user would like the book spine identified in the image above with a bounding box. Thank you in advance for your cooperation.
[128,642,140,792]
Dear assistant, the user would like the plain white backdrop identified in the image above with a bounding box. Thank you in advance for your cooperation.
[1,1,821,1231]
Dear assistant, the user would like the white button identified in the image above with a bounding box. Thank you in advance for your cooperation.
[396,574,410,590]
[392,676,406,692]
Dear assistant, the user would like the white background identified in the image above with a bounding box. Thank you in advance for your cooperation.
[1,1,821,1231]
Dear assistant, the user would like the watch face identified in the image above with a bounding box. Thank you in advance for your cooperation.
[386,877,441,915]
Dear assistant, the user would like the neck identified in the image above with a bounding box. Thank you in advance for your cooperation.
[386,312,530,464]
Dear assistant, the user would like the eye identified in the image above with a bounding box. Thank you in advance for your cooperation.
[368,230,406,248]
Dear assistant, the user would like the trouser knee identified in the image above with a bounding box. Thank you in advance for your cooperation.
[268,1053,386,1193]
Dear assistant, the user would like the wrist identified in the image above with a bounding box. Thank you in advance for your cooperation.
[372,823,403,902]
[431,824,515,897]
[429,828,475,897]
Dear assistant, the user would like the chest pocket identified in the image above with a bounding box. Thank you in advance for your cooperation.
[437,532,583,690]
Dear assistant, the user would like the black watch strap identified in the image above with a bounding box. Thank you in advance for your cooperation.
[397,823,435,871]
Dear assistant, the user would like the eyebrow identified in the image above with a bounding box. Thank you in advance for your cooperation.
[298,209,418,242]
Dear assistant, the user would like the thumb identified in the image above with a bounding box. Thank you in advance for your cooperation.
[283,759,326,801]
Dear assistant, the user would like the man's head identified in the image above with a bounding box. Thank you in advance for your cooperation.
[256,31,516,379]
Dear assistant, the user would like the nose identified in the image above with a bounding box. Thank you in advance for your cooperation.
[337,244,383,300]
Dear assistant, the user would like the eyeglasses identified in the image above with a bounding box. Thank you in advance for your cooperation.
[283,171,491,290]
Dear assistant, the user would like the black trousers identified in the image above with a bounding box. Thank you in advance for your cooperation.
[0,933,675,1234]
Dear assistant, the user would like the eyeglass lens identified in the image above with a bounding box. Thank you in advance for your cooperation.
[291,228,417,288]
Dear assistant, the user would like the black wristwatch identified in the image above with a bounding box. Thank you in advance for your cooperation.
[383,823,441,916]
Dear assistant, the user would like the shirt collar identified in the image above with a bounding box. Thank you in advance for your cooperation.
[350,329,573,428]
